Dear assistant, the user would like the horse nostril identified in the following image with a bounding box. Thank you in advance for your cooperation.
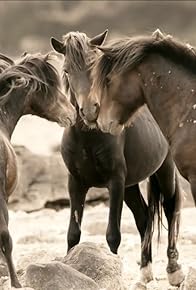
[94,102,100,115]
[79,107,85,118]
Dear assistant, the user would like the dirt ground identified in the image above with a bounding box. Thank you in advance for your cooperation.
[1,204,195,289]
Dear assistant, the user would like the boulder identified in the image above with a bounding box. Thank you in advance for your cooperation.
[25,261,99,290]
[63,242,125,290]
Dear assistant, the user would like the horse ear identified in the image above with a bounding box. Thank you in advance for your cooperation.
[89,29,108,46]
[152,29,164,40]
[21,51,28,57]
[50,37,65,54]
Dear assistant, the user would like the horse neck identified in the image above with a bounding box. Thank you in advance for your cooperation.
[139,55,196,142]
[0,91,27,139]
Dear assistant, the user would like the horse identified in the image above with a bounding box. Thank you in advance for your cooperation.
[83,29,196,207]
[51,31,183,287]
[0,52,76,287]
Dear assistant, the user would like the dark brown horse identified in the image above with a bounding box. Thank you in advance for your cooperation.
[51,31,183,287]
[0,52,76,287]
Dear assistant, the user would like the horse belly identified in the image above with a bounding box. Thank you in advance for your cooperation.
[172,125,196,180]
[125,113,169,185]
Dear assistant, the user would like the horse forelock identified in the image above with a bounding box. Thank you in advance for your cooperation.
[62,31,95,72]
[92,33,196,93]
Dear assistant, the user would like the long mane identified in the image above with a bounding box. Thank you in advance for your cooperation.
[92,33,196,90]
[0,52,62,104]
[0,53,14,73]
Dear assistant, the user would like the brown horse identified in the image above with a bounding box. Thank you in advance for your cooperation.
[83,30,196,207]
[0,52,76,287]
[51,31,184,287]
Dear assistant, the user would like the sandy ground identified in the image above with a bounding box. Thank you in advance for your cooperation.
[1,204,194,289]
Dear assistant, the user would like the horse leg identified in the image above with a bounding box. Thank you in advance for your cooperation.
[155,153,184,286]
[0,196,21,288]
[189,176,196,206]
[67,174,88,253]
[124,184,153,284]
[106,177,125,254]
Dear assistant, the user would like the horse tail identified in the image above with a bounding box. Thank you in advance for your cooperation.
[142,172,181,252]
[142,174,162,253]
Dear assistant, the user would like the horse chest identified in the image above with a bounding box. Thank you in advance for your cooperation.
[71,145,114,186]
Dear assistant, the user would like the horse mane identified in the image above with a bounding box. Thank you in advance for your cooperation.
[62,31,97,72]
[92,33,196,90]
[0,53,14,73]
[0,52,62,105]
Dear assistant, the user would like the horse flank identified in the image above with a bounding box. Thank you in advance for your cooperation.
[92,33,196,92]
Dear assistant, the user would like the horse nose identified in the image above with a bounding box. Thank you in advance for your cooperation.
[79,102,100,122]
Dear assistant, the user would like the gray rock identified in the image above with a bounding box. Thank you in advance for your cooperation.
[25,261,99,290]
[63,242,125,290]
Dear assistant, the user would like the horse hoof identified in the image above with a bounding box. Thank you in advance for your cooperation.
[11,278,22,288]
[140,263,153,284]
[131,281,147,290]
[12,282,22,288]
[168,268,185,286]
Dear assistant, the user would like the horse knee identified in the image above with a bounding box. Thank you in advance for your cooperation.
[106,229,121,254]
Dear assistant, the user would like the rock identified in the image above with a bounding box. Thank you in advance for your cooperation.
[184,266,196,290]
[25,261,99,290]
[63,242,125,290]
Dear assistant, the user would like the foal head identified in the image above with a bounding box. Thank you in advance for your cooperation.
[0,52,76,127]
[51,30,108,125]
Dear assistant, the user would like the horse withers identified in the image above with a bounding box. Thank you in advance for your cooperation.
[0,52,76,287]
[51,31,183,287]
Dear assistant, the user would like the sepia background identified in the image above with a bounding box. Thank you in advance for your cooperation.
[0,2,195,289]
